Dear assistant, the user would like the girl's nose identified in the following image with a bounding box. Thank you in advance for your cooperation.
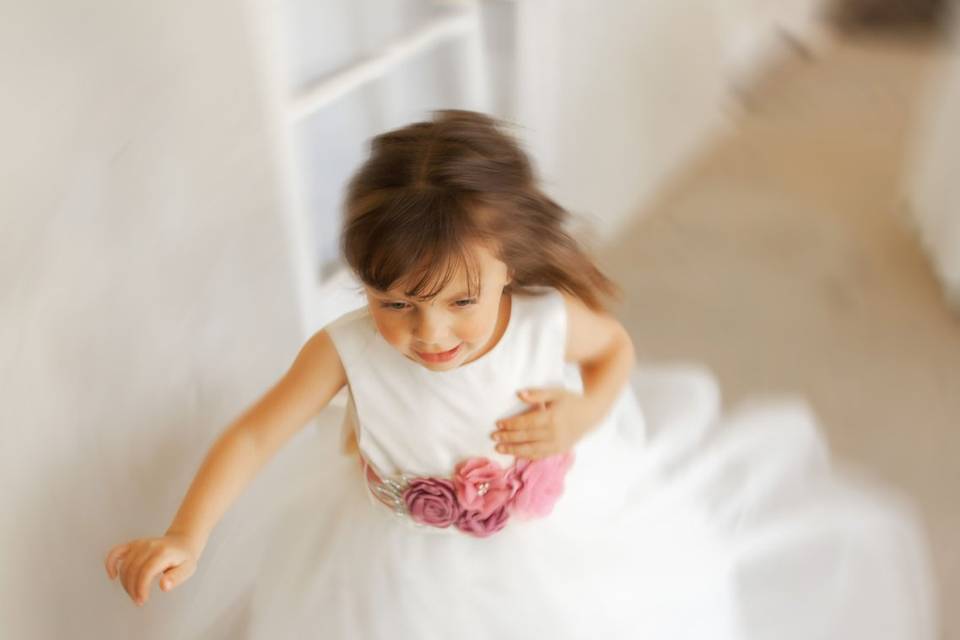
[412,312,446,344]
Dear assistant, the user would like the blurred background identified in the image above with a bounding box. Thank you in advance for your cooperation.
[1,0,957,638]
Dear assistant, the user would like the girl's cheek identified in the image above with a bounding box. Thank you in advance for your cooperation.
[457,316,492,343]
[372,315,409,350]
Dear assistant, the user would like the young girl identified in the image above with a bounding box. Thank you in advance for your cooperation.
[105,111,934,639]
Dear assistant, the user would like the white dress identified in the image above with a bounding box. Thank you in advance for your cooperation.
[241,289,935,639]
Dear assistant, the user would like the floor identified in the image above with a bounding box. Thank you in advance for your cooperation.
[603,32,959,638]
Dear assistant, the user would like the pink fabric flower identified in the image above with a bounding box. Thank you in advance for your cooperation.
[402,477,461,528]
[506,452,575,519]
[453,457,512,518]
[455,505,510,538]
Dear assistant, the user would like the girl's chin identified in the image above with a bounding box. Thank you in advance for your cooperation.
[419,360,460,371]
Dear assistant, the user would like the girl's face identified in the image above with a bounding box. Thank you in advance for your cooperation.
[365,245,511,371]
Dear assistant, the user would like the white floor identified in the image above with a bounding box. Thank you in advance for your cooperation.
[603,32,959,639]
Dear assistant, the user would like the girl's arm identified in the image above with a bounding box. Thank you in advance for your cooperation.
[493,294,635,458]
[561,292,636,424]
[165,329,346,551]
[105,329,346,605]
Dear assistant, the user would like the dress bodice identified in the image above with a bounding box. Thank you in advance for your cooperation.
[326,289,571,479]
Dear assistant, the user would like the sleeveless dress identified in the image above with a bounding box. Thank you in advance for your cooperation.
[241,289,935,639]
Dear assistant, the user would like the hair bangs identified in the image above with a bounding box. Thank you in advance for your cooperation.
[352,188,483,300]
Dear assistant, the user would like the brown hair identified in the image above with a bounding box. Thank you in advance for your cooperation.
[341,110,617,310]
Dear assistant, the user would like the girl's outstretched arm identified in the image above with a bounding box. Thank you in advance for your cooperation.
[493,294,635,459]
[104,329,346,606]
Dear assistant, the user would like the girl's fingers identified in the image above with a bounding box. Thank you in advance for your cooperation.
[518,388,564,404]
[104,543,130,579]
[137,552,177,604]
[135,554,161,603]
[500,442,552,460]
[108,539,196,604]
[493,428,550,445]
[160,558,196,592]
[125,548,153,604]
[119,547,144,602]
[497,410,546,432]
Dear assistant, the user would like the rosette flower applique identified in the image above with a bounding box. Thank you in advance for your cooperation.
[364,453,575,538]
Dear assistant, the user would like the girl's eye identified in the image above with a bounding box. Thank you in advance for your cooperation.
[382,301,410,311]
[453,298,477,308]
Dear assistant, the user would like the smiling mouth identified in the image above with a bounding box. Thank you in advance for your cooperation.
[414,343,463,363]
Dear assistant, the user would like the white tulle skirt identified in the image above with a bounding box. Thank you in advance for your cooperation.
[177,365,937,639]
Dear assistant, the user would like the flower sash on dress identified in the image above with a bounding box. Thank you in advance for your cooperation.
[361,453,575,538]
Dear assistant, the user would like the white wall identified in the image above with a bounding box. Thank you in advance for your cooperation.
[515,0,829,241]
[907,7,960,311]
[0,1,303,637]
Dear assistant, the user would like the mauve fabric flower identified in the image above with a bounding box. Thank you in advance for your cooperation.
[402,477,461,528]
[507,452,575,519]
[455,505,510,538]
[453,457,512,518]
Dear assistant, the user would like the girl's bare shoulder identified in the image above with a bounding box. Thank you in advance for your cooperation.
[560,292,631,364]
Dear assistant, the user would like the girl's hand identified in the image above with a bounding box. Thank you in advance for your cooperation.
[491,388,597,460]
[104,533,200,606]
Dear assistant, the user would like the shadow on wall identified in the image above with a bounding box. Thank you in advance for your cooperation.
[828,0,954,31]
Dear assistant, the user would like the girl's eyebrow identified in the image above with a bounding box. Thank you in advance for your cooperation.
[370,291,408,302]
[408,291,473,303]
[374,290,475,303]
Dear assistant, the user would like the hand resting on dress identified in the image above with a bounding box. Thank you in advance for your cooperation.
[493,388,597,459]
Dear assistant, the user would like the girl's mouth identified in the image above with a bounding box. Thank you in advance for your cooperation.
[414,343,463,364]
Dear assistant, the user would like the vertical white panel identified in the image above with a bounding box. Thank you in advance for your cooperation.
[258,0,493,331]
